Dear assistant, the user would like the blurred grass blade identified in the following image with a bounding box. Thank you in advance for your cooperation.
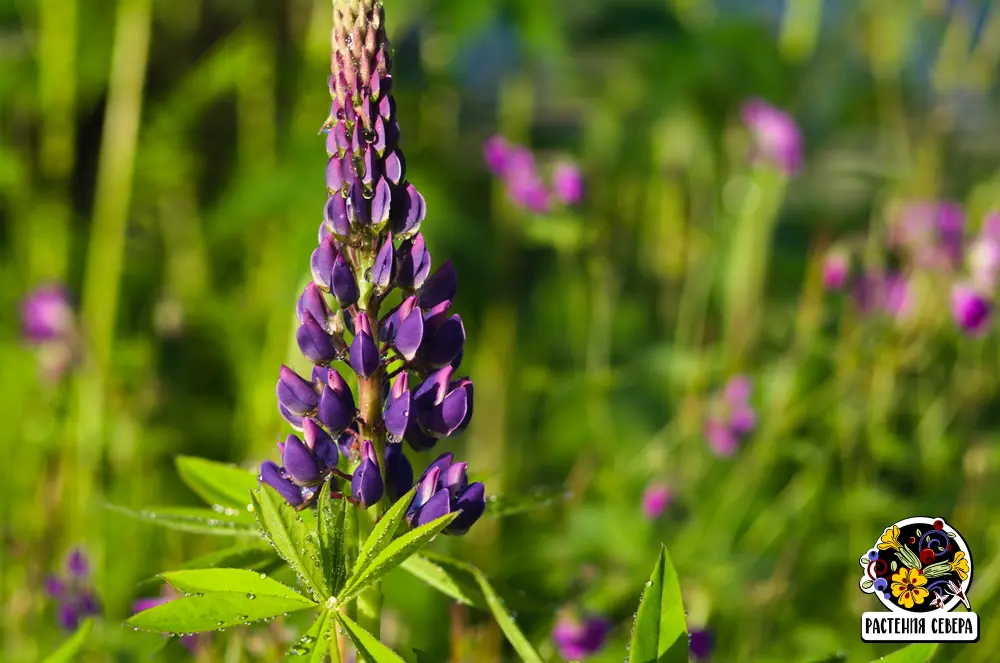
[284,609,333,662]
[176,456,259,509]
[251,486,329,600]
[106,504,256,536]
[40,619,92,663]
[629,544,689,663]
[339,511,459,602]
[161,569,314,602]
[127,591,316,634]
[318,485,349,595]
[413,554,543,663]
[871,644,939,662]
[335,611,407,663]
[483,488,568,518]
[400,553,487,609]
[351,486,416,582]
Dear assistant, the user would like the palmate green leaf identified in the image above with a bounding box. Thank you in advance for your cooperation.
[40,619,92,663]
[629,544,689,663]
[106,504,256,536]
[251,486,329,600]
[127,591,317,634]
[336,611,407,663]
[415,554,543,663]
[318,483,349,595]
[399,553,487,609]
[161,568,315,600]
[351,486,416,582]
[176,456,259,510]
[870,643,939,663]
[285,609,337,662]
[137,543,280,594]
[339,511,459,602]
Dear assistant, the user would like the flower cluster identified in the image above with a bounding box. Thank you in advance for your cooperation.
[740,99,803,176]
[550,611,715,661]
[824,204,999,335]
[259,0,483,535]
[704,376,756,457]
[45,547,100,631]
[19,284,78,381]
[483,136,584,212]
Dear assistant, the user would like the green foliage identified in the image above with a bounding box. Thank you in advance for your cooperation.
[871,644,939,663]
[251,485,329,600]
[336,611,407,663]
[106,504,256,536]
[176,456,260,510]
[285,610,337,662]
[318,486,349,595]
[628,545,688,663]
[40,620,93,663]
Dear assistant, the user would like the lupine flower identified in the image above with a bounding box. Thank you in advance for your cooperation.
[852,271,912,320]
[950,282,992,335]
[704,376,755,457]
[257,0,481,535]
[739,99,802,175]
[822,247,850,290]
[891,202,966,271]
[641,482,672,520]
[45,547,100,630]
[20,284,78,381]
[689,629,714,660]
[551,161,584,206]
[551,612,611,660]
[968,213,1000,291]
[406,453,486,535]
[134,588,204,652]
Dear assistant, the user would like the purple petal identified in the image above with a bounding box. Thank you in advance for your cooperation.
[259,460,304,506]
[372,234,395,290]
[276,366,319,416]
[483,136,511,175]
[418,386,467,438]
[450,378,474,433]
[384,387,411,438]
[443,461,468,496]
[551,162,584,206]
[448,481,486,535]
[384,149,405,185]
[21,284,74,343]
[951,282,992,335]
[352,454,383,507]
[413,489,451,528]
[311,235,339,290]
[67,548,90,578]
[413,366,453,409]
[331,253,359,308]
[279,403,304,430]
[349,323,379,378]
[133,597,168,613]
[45,575,64,597]
[301,418,337,472]
[391,183,426,237]
[318,383,355,434]
[57,604,81,631]
[419,314,465,367]
[418,260,458,310]
[641,483,672,520]
[346,181,369,226]
[324,194,350,237]
[689,629,714,659]
[729,406,756,435]
[396,234,432,290]
[296,283,332,327]
[282,435,322,485]
[371,178,392,227]
[296,313,337,364]
[393,307,424,361]
[722,376,751,404]
[384,443,413,501]
[705,418,739,457]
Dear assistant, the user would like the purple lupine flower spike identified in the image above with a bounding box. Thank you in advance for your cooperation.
[552,613,611,660]
[47,547,101,630]
[552,161,584,206]
[483,136,511,175]
[689,629,714,660]
[740,99,803,175]
[951,282,992,335]
[705,376,756,457]
[352,440,383,507]
[406,453,485,535]
[256,0,482,528]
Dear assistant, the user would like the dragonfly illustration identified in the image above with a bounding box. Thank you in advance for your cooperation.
[945,580,972,611]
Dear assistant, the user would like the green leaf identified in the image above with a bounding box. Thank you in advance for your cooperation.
[318,484,349,595]
[41,619,92,663]
[399,553,487,609]
[870,643,939,662]
[340,511,459,602]
[127,591,317,634]
[176,456,259,509]
[136,544,280,594]
[807,654,847,663]
[251,486,329,600]
[629,544,689,663]
[161,568,316,603]
[285,609,335,662]
[351,486,416,583]
[862,579,874,590]
[335,611,407,663]
[415,555,543,663]
[413,648,441,663]
[106,504,256,536]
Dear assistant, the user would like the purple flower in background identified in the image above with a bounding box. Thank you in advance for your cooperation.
[689,629,714,660]
[551,613,611,660]
[891,202,966,270]
[740,99,802,175]
[951,282,992,335]
[20,284,74,343]
[968,212,1000,291]
[45,547,100,631]
[822,247,850,290]
[641,482,673,520]
[852,272,912,320]
[552,161,584,206]
[704,376,756,457]
[257,0,482,535]
[483,135,511,175]
[134,589,204,652]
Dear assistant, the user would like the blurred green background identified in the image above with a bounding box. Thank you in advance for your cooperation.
[3,0,1000,660]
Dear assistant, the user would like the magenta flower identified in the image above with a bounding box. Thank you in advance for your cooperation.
[891,202,966,270]
[852,272,911,320]
[967,213,1000,291]
[45,547,100,631]
[641,482,673,520]
[483,136,511,175]
[822,248,850,290]
[552,613,611,660]
[20,284,74,343]
[552,161,584,206]
[950,282,992,335]
[704,376,755,457]
[134,589,204,652]
[740,99,803,175]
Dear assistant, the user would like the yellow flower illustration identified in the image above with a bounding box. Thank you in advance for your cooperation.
[891,567,929,609]
[878,525,902,551]
[950,552,969,581]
